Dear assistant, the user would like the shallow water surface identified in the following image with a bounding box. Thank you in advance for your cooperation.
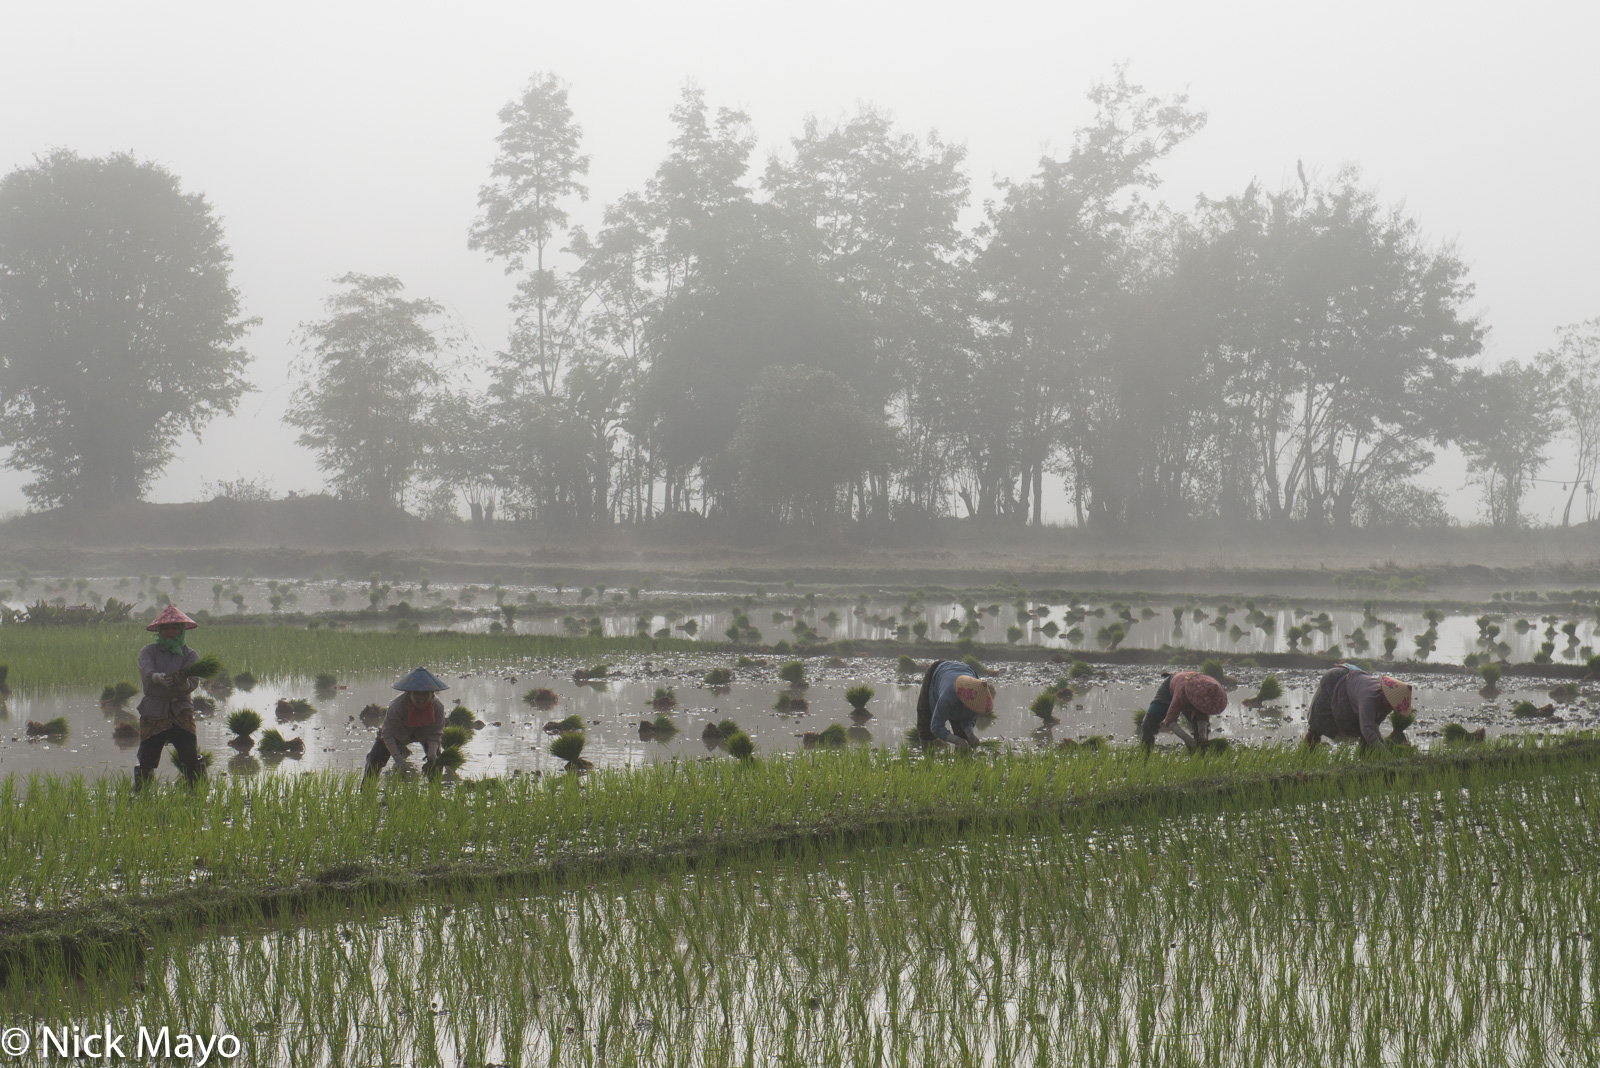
[3,656,1595,783]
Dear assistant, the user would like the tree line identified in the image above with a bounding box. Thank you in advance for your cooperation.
[1,70,1596,531]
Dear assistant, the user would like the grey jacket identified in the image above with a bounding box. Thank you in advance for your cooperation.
[137,644,200,719]
[378,693,445,757]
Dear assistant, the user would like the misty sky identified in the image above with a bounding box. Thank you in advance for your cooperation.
[3,0,1596,523]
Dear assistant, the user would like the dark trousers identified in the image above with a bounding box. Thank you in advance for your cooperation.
[365,737,395,772]
[915,660,978,744]
[135,726,202,782]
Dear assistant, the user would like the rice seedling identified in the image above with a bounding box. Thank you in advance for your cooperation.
[446,705,477,730]
[646,714,679,735]
[1479,662,1502,694]
[703,667,733,686]
[1241,674,1283,708]
[313,671,338,692]
[0,665,7,695]
[439,725,470,751]
[434,746,466,771]
[777,660,808,688]
[523,687,559,708]
[274,698,315,721]
[1512,700,1555,718]
[232,671,257,691]
[817,723,849,747]
[773,692,809,713]
[726,730,754,759]
[256,728,304,755]
[100,681,139,705]
[225,709,262,737]
[1029,691,1059,724]
[1441,722,1486,744]
[844,684,875,711]
[25,717,68,737]
[650,686,678,710]
[544,714,583,733]
[1069,659,1094,679]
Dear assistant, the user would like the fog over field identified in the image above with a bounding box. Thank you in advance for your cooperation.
[0,0,1596,529]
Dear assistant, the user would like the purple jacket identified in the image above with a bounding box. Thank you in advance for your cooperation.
[1330,669,1391,745]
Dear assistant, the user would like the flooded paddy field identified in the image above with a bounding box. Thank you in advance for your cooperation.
[8,573,1600,663]
[4,652,1598,782]
[5,761,1595,1067]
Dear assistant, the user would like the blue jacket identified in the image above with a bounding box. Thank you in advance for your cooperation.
[928,659,976,743]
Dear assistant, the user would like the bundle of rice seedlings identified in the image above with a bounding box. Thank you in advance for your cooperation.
[1478,663,1502,693]
[1441,722,1485,744]
[178,654,223,680]
[446,705,476,729]
[1030,692,1059,723]
[257,729,304,755]
[648,714,679,734]
[718,719,741,736]
[1069,660,1094,679]
[896,655,918,674]
[441,725,471,749]
[314,672,339,691]
[1390,709,1416,733]
[773,692,809,713]
[0,664,9,695]
[544,713,583,733]
[726,731,755,760]
[102,681,139,705]
[274,698,316,720]
[225,709,262,737]
[551,731,588,768]
[777,661,808,688]
[523,687,559,708]
[26,718,68,737]
[435,746,466,770]
[651,686,678,710]
[818,723,848,747]
[845,684,875,710]
[703,667,733,686]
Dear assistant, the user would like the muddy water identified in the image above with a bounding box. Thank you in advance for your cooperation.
[3,657,1596,783]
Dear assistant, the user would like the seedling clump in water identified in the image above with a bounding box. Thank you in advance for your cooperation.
[523,687,559,708]
[225,709,262,737]
[845,684,874,710]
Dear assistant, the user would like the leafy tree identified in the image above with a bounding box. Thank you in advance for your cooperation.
[0,150,254,505]
[469,72,590,396]
[1543,319,1600,525]
[764,106,969,518]
[972,69,1206,523]
[285,274,459,508]
[730,366,887,525]
[1461,358,1562,528]
[1197,168,1484,527]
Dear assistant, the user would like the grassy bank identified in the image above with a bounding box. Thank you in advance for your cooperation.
[0,625,713,693]
[6,754,1598,1066]
[3,734,1597,979]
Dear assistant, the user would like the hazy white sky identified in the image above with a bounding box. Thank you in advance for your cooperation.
[3,0,1596,522]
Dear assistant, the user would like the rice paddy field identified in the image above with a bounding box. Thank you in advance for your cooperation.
[3,572,1600,1064]
[1,743,1597,1066]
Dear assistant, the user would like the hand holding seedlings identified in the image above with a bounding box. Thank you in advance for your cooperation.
[365,667,450,779]
[133,605,207,787]
[1138,671,1225,751]
[914,660,994,745]
[1303,665,1411,750]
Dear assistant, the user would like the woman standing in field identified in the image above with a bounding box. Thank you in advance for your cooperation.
[1139,670,1228,750]
[364,667,448,777]
[915,660,994,747]
[1304,664,1410,749]
[135,604,205,786]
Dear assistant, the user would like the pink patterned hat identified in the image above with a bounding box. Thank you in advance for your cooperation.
[146,604,198,631]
